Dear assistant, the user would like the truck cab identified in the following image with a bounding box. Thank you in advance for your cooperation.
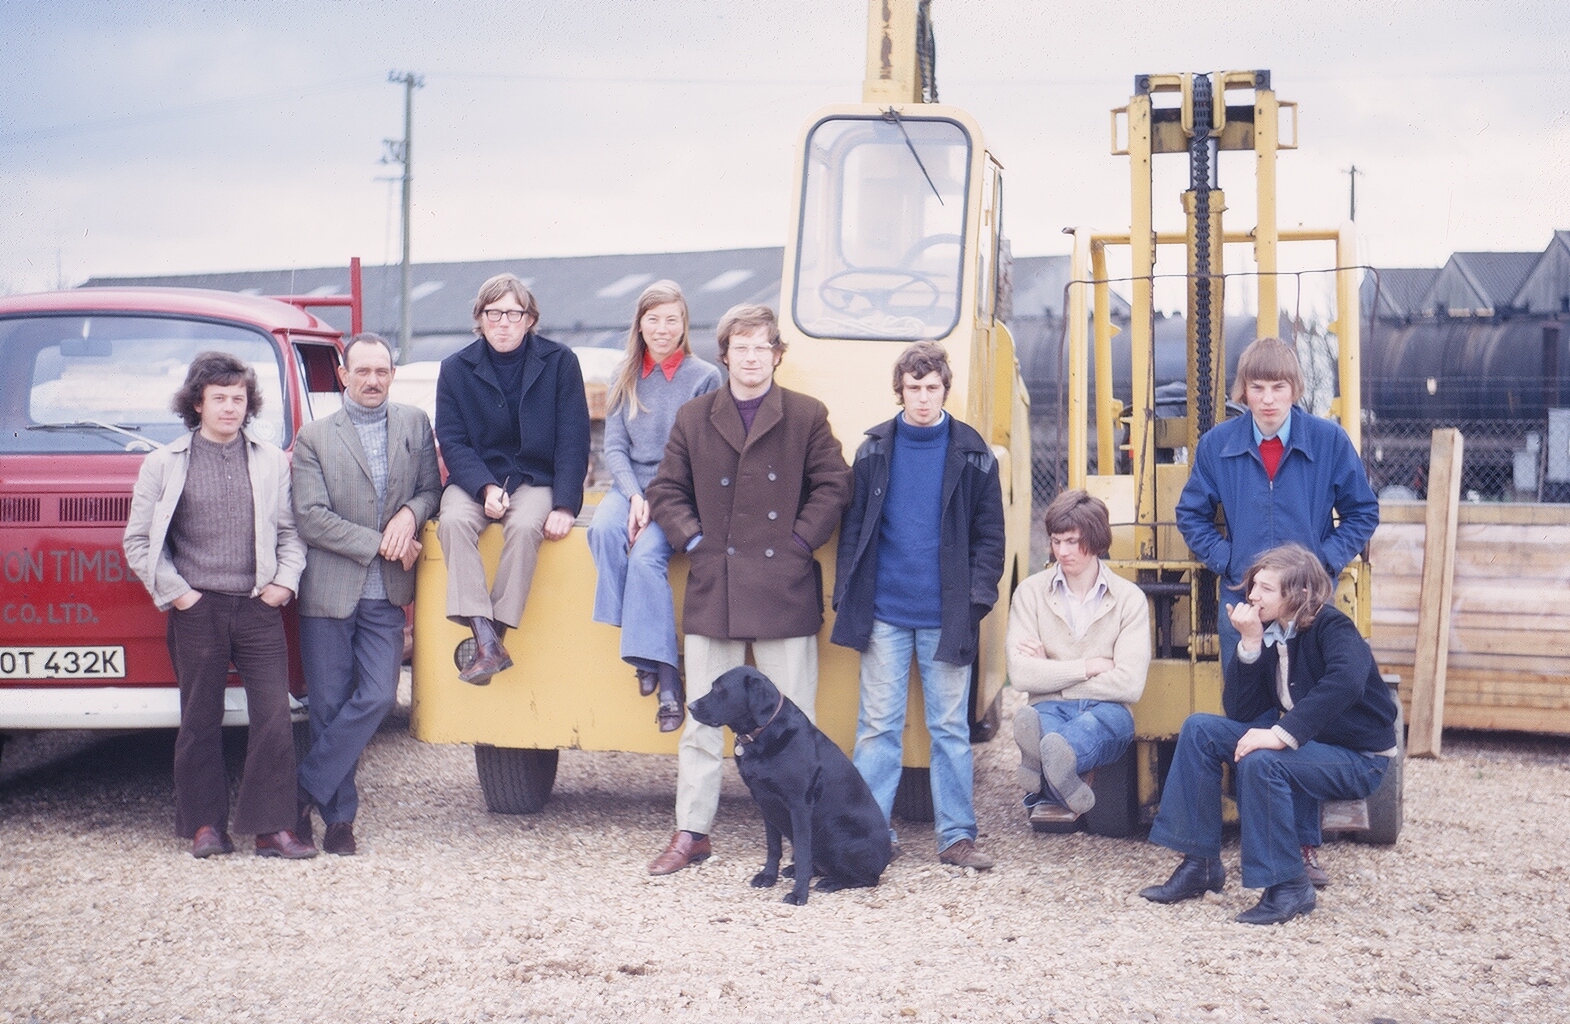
[0,274,359,754]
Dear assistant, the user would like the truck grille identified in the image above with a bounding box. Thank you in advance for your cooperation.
[58,496,133,523]
[0,497,41,522]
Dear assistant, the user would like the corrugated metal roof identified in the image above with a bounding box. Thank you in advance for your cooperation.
[1360,267,1439,320]
[1449,251,1539,309]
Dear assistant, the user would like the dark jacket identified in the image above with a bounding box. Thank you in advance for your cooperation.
[1175,410,1379,588]
[1223,606,1398,752]
[434,335,591,515]
[830,414,1005,666]
[647,384,851,640]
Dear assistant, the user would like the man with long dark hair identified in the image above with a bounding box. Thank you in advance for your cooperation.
[124,351,314,859]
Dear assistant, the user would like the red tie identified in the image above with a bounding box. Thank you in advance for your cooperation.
[1260,436,1284,480]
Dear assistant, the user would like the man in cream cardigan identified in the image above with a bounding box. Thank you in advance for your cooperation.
[1007,490,1150,823]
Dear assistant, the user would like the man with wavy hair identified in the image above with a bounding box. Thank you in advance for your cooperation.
[124,351,314,859]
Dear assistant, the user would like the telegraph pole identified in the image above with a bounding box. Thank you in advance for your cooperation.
[1344,164,1364,222]
[385,70,424,363]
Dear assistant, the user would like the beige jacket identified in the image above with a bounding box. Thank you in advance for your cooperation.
[122,428,306,612]
[1005,562,1151,706]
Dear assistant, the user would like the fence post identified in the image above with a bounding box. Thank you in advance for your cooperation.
[1409,427,1463,757]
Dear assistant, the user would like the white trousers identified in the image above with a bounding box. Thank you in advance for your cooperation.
[675,633,818,835]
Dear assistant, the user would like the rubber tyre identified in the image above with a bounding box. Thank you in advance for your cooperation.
[892,765,935,823]
[1355,698,1405,845]
[475,745,559,814]
[1082,744,1140,839]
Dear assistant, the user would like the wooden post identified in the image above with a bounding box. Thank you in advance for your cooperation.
[1408,428,1464,757]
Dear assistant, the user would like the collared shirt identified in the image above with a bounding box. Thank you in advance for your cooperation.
[641,347,686,381]
[1251,407,1293,448]
[1237,619,1300,747]
[1048,561,1111,639]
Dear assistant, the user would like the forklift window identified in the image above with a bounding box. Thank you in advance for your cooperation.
[793,116,970,341]
[0,315,288,454]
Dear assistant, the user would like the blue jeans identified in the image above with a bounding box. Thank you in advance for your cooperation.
[1023,699,1134,808]
[1148,712,1388,888]
[1219,591,1322,848]
[852,620,976,851]
[297,599,407,824]
[587,489,679,671]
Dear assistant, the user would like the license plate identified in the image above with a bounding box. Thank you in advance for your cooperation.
[0,646,127,679]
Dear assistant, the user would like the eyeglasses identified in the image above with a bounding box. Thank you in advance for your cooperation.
[482,308,529,324]
[728,344,776,358]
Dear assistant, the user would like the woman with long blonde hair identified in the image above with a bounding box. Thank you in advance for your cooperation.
[587,280,721,730]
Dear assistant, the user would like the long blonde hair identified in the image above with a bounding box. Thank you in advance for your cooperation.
[606,280,691,420]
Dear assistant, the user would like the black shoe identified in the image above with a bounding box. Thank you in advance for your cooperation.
[1235,874,1317,925]
[459,617,512,685]
[1139,855,1226,903]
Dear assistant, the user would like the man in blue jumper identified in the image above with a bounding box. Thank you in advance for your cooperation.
[832,341,1005,870]
[1174,335,1379,886]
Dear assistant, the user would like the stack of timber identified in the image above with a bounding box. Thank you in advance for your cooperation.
[1371,501,1570,735]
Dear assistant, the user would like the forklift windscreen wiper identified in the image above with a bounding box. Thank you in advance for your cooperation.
[884,107,944,206]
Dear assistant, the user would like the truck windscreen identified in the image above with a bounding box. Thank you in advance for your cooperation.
[792,115,970,342]
[0,315,289,454]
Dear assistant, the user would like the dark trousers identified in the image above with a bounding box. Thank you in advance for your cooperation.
[167,592,296,838]
[1148,712,1388,889]
[296,600,406,824]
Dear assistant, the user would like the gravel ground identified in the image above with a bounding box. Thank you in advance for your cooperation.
[2,684,1568,1024]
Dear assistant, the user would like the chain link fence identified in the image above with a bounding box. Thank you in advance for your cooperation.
[1031,411,1566,521]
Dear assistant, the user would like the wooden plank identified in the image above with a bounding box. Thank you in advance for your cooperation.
[1409,429,1463,757]
[1380,500,1570,527]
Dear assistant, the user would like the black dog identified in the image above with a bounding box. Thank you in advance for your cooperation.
[689,665,892,905]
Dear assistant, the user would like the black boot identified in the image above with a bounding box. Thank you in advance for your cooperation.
[1235,873,1317,925]
[1139,855,1226,903]
[459,616,513,685]
[655,662,685,732]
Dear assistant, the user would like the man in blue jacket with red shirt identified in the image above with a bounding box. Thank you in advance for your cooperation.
[435,274,590,684]
[1175,335,1379,886]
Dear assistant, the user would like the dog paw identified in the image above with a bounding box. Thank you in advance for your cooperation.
[781,863,796,878]
[781,889,809,906]
[750,871,779,888]
[814,877,847,892]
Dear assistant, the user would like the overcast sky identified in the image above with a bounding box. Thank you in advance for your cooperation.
[2,0,1566,298]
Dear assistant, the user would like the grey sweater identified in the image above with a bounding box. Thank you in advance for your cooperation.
[603,353,721,497]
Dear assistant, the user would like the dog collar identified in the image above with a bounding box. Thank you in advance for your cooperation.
[736,692,786,748]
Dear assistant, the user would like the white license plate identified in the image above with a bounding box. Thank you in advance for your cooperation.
[0,646,127,679]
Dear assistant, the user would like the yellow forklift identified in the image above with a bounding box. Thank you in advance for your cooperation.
[1055,71,1403,842]
[409,0,1032,819]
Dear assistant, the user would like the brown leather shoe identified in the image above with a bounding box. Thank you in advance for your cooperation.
[255,829,318,859]
[648,831,711,875]
[636,669,659,697]
[323,821,357,856]
[459,644,513,685]
[656,698,685,732]
[939,838,994,870]
[191,825,234,859]
[1302,845,1330,887]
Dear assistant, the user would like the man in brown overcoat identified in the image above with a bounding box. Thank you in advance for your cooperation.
[643,303,852,874]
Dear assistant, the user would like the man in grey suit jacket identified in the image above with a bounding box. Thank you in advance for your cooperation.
[292,333,442,854]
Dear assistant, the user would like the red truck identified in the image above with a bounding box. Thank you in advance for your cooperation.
[0,263,361,760]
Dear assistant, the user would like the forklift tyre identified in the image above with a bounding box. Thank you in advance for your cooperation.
[1082,744,1140,838]
[475,745,559,814]
[1353,696,1405,845]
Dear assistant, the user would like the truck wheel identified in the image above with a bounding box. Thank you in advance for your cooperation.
[1082,745,1140,838]
[475,745,559,814]
[292,718,313,765]
[893,766,934,823]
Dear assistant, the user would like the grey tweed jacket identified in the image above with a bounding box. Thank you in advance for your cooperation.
[292,402,442,618]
